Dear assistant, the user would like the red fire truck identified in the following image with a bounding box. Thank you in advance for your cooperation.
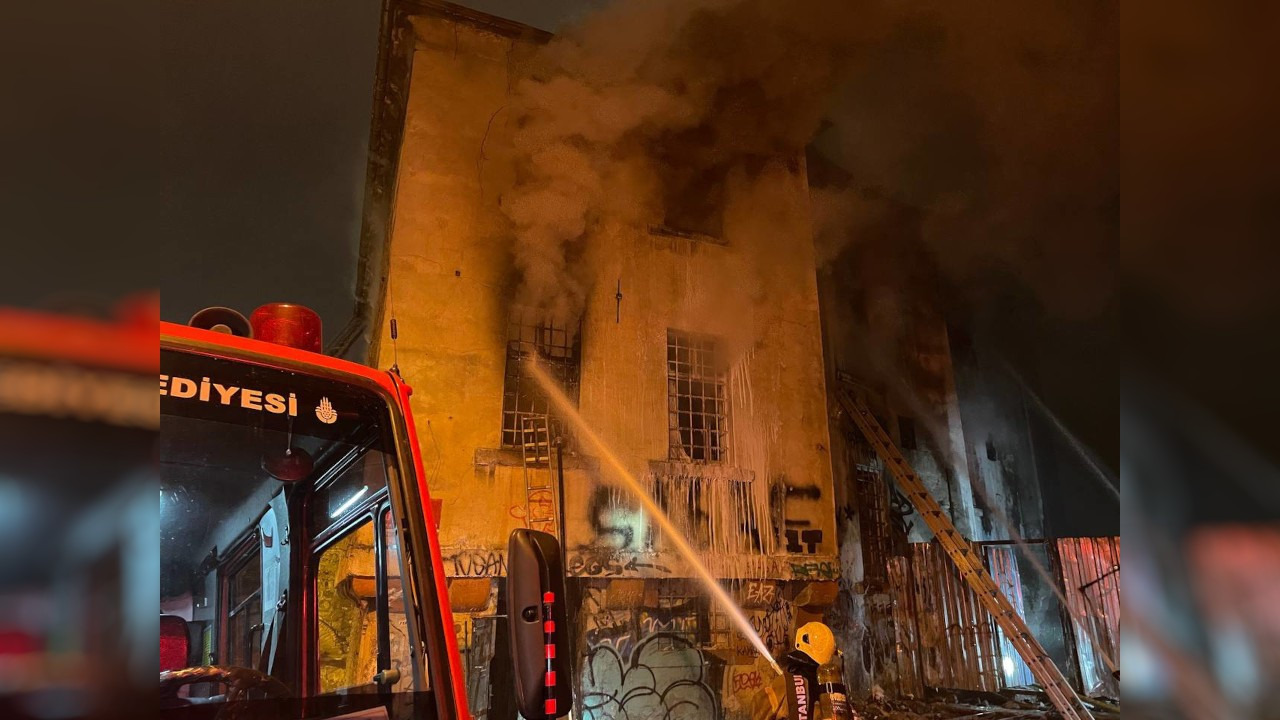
[157,304,569,720]
[0,300,159,720]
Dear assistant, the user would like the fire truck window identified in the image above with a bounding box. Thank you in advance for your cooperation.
[384,509,413,681]
[311,448,390,531]
[160,348,446,718]
[317,520,379,694]
[225,548,263,668]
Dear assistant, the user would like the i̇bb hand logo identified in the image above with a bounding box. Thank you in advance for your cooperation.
[315,397,338,424]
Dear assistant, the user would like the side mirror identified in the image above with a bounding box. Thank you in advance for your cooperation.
[506,529,571,719]
[160,615,190,672]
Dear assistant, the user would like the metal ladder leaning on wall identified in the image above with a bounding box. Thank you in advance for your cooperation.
[834,388,1095,720]
[520,414,560,537]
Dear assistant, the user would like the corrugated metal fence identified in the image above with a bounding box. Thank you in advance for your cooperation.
[1056,537,1120,698]
[889,541,1003,693]
[885,536,1120,698]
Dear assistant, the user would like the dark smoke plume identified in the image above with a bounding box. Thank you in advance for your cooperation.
[500,0,1116,321]
[813,0,1116,319]
[499,0,860,318]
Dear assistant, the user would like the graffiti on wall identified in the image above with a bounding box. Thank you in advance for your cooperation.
[772,477,827,555]
[732,669,763,693]
[639,607,701,639]
[786,528,824,553]
[581,587,637,657]
[790,560,839,580]
[445,548,507,577]
[588,486,651,550]
[509,486,558,535]
[580,586,705,654]
[587,468,816,561]
[569,548,673,577]
[650,462,769,555]
[581,633,720,720]
[738,596,794,659]
[575,582,789,719]
[743,580,778,607]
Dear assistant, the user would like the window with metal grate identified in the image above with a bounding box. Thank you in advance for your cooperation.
[666,330,729,463]
[501,310,580,450]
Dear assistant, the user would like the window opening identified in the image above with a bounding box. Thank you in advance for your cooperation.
[666,330,729,463]
[501,309,580,451]
[222,543,263,669]
[855,468,893,584]
[656,162,727,240]
[312,491,419,698]
[707,606,731,651]
[316,520,379,694]
[898,416,917,451]
[159,347,442,718]
[382,509,413,684]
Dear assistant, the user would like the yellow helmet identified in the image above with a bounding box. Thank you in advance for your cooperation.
[795,622,835,665]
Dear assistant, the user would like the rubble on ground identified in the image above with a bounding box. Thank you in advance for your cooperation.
[847,686,1121,720]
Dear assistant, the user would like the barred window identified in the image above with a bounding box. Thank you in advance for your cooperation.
[666,330,728,463]
[501,311,580,450]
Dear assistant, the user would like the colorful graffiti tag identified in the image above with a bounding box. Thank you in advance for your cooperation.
[743,580,778,607]
[581,633,720,720]
[732,669,763,693]
[790,560,838,580]
[509,486,558,534]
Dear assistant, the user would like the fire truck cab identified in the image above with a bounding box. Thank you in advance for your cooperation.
[159,306,567,720]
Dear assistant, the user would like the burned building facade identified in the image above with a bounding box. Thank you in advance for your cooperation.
[361,3,837,717]
[814,174,1120,701]
[356,1,1119,716]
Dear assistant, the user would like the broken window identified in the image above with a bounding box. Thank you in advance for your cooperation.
[655,163,728,240]
[501,310,580,450]
[666,330,729,463]
[221,541,262,669]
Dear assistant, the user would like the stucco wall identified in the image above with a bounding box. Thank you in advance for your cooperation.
[372,9,837,718]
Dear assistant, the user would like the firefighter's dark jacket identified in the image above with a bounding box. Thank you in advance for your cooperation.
[752,650,822,720]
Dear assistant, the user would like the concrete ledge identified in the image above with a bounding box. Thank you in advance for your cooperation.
[474,446,600,470]
[648,459,756,483]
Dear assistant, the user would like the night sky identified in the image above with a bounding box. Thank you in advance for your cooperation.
[152,0,598,335]
[1,1,593,327]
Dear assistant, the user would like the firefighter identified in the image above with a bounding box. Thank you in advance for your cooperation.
[753,621,837,720]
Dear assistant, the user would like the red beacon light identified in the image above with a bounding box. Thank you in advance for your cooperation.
[250,303,323,353]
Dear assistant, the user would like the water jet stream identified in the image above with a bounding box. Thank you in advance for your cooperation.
[527,359,784,676]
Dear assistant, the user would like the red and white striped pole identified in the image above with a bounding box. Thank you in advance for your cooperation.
[542,590,557,718]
